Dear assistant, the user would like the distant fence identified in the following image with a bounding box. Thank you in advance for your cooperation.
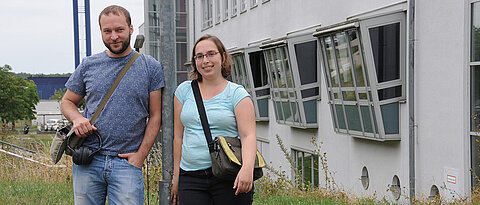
[0,140,36,154]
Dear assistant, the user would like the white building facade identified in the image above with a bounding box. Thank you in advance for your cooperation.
[185,0,480,203]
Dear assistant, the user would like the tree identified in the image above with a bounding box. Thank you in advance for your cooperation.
[50,88,86,110]
[0,65,40,124]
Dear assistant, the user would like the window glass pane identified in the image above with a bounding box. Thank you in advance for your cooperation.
[232,0,238,15]
[358,93,368,100]
[335,104,346,129]
[360,106,374,133]
[333,92,340,99]
[267,50,280,89]
[378,85,402,101]
[381,102,399,134]
[304,100,317,123]
[471,136,480,188]
[324,37,339,87]
[256,88,269,97]
[257,141,269,163]
[303,154,313,185]
[176,0,187,12]
[233,55,244,85]
[342,91,356,101]
[282,102,292,122]
[176,13,188,28]
[176,43,188,71]
[348,30,367,87]
[216,0,221,23]
[330,104,339,129]
[369,23,400,83]
[148,0,160,11]
[295,41,317,85]
[149,27,161,41]
[257,99,269,118]
[275,101,284,120]
[276,47,293,89]
[345,105,362,132]
[301,88,319,98]
[291,102,300,123]
[472,2,480,62]
[177,73,188,85]
[472,66,480,131]
[334,32,354,87]
[223,0,229,20]
[249,51,269,87]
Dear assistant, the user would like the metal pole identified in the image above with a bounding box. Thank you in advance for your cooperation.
[84,0,92,57]
[73,0,80,68]
[158,0,175,204]
[408,0,416,203]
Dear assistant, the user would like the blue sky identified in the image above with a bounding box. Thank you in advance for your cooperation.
[0,0,144,74]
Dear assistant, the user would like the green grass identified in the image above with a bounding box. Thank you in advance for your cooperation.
[0,181,74,205]
[253,194,348,205]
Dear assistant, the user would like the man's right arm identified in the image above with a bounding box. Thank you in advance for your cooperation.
[61,89,96,137]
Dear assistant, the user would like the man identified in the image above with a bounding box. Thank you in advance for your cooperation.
[61,5,164,205]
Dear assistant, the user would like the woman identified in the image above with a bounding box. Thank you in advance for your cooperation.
[170,34,257,205]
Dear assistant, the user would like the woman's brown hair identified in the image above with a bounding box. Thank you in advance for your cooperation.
[189,34,232,81]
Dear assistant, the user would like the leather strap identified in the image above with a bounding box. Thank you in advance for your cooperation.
[90,52,140,123]
[66,52,140,136]
[191,80,215,153]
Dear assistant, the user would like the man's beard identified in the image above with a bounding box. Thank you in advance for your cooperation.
[104,35,131,55]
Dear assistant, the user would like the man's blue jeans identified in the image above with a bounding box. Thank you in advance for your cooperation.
[73,155,144,205]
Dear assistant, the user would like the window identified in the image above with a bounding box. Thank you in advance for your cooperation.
[257,139,269,163]
[471,1,480,133]
[248,51,270,120]
[250,0,258,8]
[292,149,319,187]
[262,35,320,128]
[240,0,247,13]
[470,1,480,187]
[215,0,221,24]
[175,0,189,85]
[231,0,238,17]
[316,12,406,140]
[202,0,213,29]
[231,51,269,121]
[223,0,229,21]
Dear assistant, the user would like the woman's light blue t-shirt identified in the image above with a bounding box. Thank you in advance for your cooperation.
[175,80,251,171]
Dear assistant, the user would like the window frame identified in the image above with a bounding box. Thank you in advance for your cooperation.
[291,148,319,188]
[240,0,247,13]
[316,12,406,141]
[215,0,221,24]
[223,0,229,21]
[261,35,320,128]
[231,0,238,17]
[257,138,270,163]
[201,0,213,30]
[250,0,258,9]
[231,49,270,121]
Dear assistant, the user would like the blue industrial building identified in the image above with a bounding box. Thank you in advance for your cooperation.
[28,77,69,100]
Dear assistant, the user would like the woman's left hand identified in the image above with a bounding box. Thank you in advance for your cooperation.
[233,166,254,195]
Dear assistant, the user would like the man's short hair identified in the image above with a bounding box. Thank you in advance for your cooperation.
[98,5,131,27]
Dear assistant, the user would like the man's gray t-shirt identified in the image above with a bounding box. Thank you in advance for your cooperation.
[66,50,165,156]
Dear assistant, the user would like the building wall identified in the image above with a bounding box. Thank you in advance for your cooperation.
[189,0,470,202]
[28,77,69,100]
[414,0,469,198]
[33,100,64,126]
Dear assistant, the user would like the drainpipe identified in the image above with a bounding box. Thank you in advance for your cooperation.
[408,0,416,203]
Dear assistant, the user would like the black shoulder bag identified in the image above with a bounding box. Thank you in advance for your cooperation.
[191,80,265,181]
[50,52,141,165]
